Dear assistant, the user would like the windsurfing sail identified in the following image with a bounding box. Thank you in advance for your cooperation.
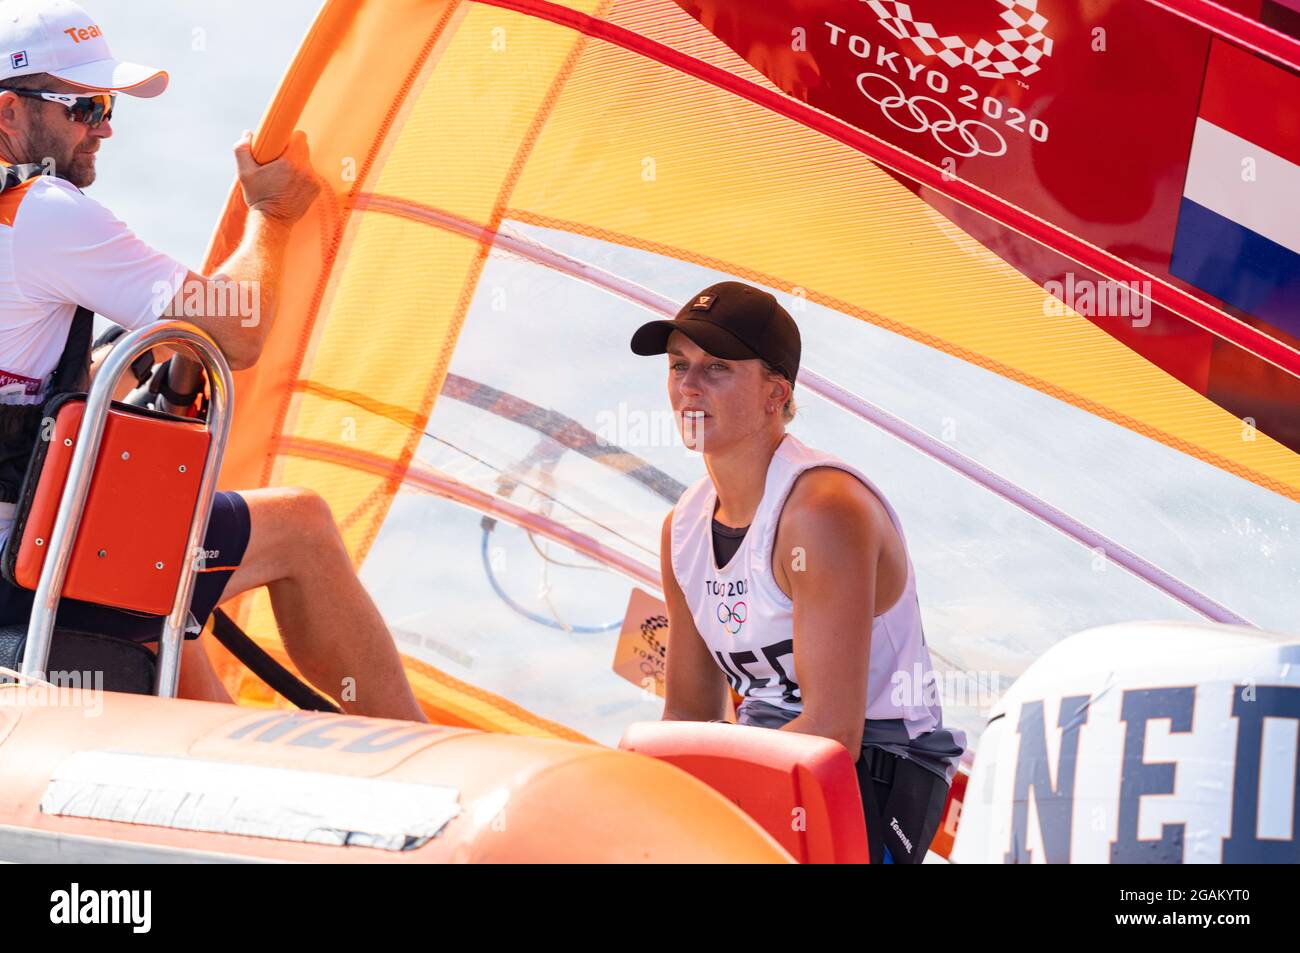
[202,0,1300,748]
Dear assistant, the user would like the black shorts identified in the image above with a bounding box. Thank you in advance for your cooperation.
[0,490,251,643]
[856,746,951,864]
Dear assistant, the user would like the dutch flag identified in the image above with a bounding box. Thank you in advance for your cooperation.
[1170,40,1300,338]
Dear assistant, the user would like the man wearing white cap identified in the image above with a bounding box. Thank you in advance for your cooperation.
[0,0,427,722]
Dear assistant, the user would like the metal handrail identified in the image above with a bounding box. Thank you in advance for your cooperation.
[20,321,235,697]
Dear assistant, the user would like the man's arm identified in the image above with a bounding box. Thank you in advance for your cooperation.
[775,469,887,755]
[164,130,320,372]
[660,510,730,722]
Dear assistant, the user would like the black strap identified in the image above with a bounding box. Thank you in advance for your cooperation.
[92,323,155,388]
[0,307,93,505]
[0,162,45,192]
[210,608,341,713]
[856,747,892,864]
[855,746,949,864]
[49,305,92,393]
[156,357,204,407]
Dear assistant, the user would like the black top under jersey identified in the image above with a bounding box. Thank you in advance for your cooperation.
[712,519,750,569]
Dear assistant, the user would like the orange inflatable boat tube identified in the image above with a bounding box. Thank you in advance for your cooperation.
[0,688,792,863]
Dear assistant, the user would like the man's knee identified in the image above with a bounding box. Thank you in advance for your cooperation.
[282,487,335,532]
[246,486,342,560]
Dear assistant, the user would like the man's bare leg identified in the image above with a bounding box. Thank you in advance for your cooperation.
[177,637,233,703]
[147,636,232,703]
[213,487,426,722]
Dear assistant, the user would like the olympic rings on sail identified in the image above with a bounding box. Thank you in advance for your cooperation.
[855,72,1009,159]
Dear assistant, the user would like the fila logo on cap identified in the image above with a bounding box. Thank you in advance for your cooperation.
[9,51,27,70]
[691,294,716,311]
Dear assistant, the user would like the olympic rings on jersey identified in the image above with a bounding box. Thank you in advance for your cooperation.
[855,72,1008,159]
[716,600,748,635]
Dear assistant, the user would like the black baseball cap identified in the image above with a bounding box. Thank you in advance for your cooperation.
[630,281,801,383]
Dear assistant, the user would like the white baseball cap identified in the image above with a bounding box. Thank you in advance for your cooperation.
[1,0,167,97]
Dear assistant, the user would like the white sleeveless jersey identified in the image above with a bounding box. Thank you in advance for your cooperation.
[670,434,946,737]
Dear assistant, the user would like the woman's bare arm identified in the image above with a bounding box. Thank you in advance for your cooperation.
[660,510,730,722]
[776,469,887,754]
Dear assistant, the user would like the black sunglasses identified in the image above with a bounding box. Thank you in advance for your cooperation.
[5,88,115,128]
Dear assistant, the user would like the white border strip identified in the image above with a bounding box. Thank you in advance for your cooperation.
[0,823,277,864]
[41,751,460,851]
[1184,117,1300,255]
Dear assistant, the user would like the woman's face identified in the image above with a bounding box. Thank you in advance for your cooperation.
[666,330,783,454]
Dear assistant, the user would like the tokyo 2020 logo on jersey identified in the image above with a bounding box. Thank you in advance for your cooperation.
[716,600,747,636]
[866,0,1055,80]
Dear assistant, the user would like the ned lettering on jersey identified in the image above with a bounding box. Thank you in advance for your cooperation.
[632,281,966,863]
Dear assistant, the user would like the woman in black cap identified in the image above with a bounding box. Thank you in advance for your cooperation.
[631,281,965,863]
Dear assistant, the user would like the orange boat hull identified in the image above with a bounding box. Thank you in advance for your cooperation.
[0,690,791,863]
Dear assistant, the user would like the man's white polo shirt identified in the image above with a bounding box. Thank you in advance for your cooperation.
[0,169,186,541]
